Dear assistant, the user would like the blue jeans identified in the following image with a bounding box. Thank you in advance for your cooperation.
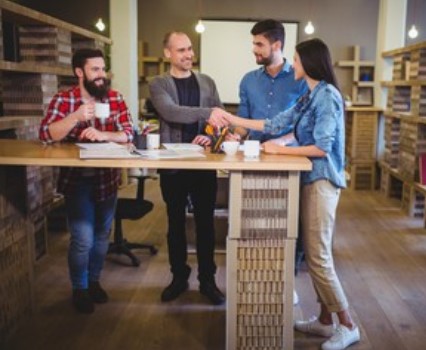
[64,178,117,289]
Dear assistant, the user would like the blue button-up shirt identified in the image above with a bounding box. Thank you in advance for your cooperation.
[238,61,308,142]
[264,81,346,188]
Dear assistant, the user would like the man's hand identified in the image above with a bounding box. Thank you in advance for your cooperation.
[208,107,230,128]
[79,127,108,142]
[192,135,211,147]
[76,100,95,123]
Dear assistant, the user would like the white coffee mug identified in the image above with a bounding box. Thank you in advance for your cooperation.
[95,102,110,119]
[146,133,160,150]
[244,140,260,159]
[221,141,239,156]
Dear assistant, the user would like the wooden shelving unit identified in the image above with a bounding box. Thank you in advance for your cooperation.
[0,1,112,345]
[337,45,376,106]
[345,106,382,190]
[379,41,426,224]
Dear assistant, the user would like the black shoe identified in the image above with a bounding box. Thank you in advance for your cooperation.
[200,281,225,305]
[161,277,189,302]
[72,289,94,314]
[88,281,109,303]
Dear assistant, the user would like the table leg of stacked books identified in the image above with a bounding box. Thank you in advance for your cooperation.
[226,171,300,350]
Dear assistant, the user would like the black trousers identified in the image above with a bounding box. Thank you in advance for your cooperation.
[160,170,217,283]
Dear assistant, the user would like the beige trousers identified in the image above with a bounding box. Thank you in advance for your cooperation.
[301,180,349,312]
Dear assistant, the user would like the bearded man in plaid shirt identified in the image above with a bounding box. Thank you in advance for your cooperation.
[39,48,133,314]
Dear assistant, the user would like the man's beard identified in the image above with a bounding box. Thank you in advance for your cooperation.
[256,51,273,66]
[83,76,110,100]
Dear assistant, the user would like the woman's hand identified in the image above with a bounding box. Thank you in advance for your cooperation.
[262,140,284,154]
[225,131,242,142]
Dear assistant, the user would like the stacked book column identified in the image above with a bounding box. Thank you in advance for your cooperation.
[226,170,300,350]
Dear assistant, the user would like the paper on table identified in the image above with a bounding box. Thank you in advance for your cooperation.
[135,149,205,159]
[76,142,127,150]
[162,143,204,151]
[79,148,139,159]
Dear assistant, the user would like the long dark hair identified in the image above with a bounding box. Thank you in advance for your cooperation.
[296,38,340,92]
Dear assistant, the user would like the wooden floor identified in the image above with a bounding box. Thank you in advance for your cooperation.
[5,181,426,350]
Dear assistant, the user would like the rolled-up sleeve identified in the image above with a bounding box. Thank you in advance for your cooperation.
[39,94,66,143]
[114,94,134,142]
[313,91,339,153]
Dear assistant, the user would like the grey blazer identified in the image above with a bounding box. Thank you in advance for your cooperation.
[149,72,223,143]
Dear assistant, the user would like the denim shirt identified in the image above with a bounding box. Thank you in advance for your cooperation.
[264,80,346,188]
[238,61,307,142]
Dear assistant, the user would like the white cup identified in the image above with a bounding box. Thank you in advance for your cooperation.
[95,102,110,120]
[146,133,160,150]
[221,141,239,156]
[244,140,260,159]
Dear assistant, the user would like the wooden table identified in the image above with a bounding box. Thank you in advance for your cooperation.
[0,139,311,350]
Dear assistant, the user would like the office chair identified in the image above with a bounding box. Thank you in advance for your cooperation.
[108,175,158,266]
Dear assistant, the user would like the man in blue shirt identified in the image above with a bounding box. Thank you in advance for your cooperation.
[232,20,308,304]
[232,19,307,142]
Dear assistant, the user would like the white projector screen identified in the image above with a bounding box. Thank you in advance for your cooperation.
[200,20,298,104]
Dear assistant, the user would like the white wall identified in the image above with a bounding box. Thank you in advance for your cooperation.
[110,0,139,124]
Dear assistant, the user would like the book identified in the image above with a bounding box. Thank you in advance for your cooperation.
[419,154,426,185]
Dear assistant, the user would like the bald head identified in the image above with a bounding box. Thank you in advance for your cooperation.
[163,31,194,78]
[163,31,189,49]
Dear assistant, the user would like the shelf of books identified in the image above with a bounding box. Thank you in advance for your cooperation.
[0,1,111,345]
[380,41,426,226]
[345,107,382,190]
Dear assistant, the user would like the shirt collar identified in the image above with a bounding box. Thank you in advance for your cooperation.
[260,58,292,77]
[308,80,327,100]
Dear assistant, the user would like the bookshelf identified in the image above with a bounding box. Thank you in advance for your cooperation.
[337,45,376,106]
[0,1,111,344]
[345,106,382,190]
[0,0,111,118]
[380,41,426,224]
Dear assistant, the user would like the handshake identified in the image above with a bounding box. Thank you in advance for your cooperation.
[204,108,243,152]
[207,107,233,129]
[207,107,242,142]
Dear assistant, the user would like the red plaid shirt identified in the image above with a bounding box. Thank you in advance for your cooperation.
[39,86,134,201]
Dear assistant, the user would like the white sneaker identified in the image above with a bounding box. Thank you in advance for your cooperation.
[294,316,336,337]
[293,290,299,305]
[321,324,360,350]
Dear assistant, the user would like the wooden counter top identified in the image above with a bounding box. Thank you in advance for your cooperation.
[0,139,312,172]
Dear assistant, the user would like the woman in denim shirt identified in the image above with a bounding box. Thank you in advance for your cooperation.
[225,38,360,350]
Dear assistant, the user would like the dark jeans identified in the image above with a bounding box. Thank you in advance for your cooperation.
[160,170,217,283]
